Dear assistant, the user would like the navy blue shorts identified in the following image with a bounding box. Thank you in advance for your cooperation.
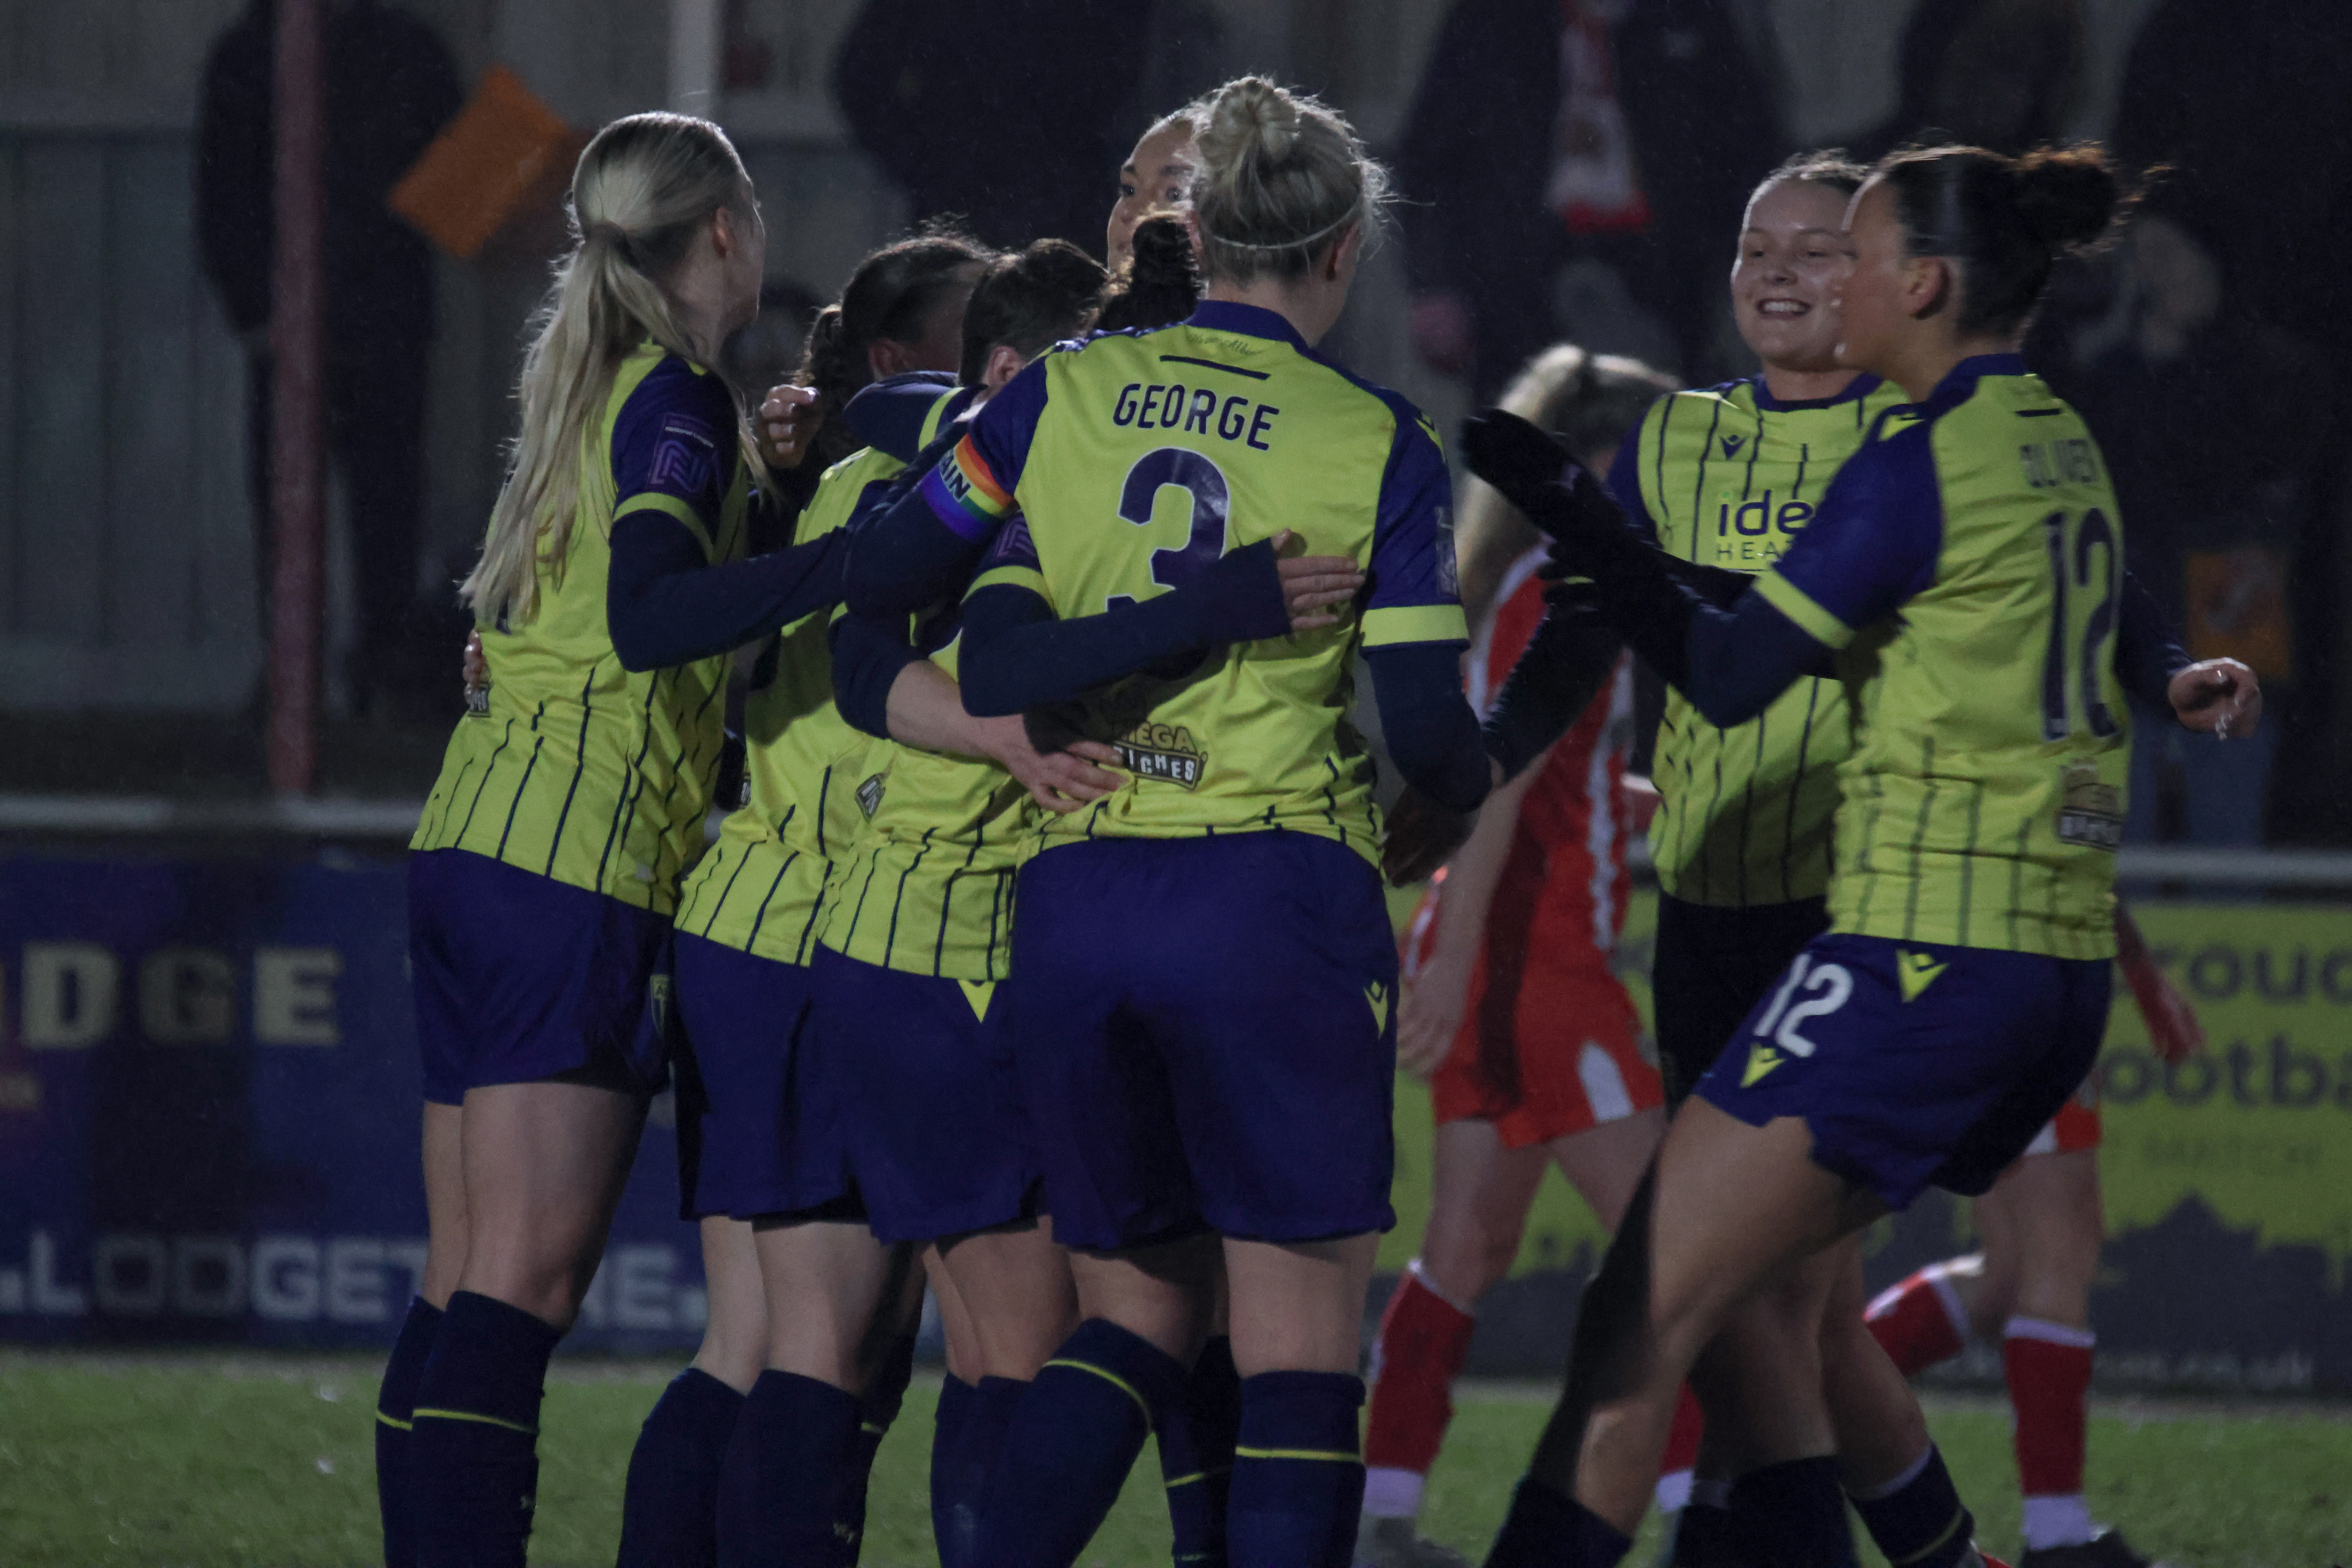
[408,849,669,1106]
[668,932,857,1222]
[1694,933,2111,1209]
[1003,832,1399,1251]
[807,944,1038,1246]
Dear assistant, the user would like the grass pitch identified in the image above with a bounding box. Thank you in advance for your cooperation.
[3,1355,2347,1566]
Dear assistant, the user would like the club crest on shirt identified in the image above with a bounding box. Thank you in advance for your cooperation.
[465,681,490,717]
[855,773,886,818]
[1114,721,1206,790]
[2055,763,2123,850]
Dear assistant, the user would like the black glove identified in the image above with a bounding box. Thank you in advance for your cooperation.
[1463,410,1645,579]
[1460,407,1576,506]
[1539,537,1753,611]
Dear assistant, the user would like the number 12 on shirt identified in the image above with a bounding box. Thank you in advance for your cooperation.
[2038,506,2120,742]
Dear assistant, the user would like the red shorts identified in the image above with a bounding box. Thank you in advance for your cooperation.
[1405,889,1664,1150]
[2023,1072,2102,1156]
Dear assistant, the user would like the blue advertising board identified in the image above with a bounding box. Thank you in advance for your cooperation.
[0,853,704,1352]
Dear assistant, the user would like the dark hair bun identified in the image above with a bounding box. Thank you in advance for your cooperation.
[1097,214,1201,333]
[2011,146,2122,253]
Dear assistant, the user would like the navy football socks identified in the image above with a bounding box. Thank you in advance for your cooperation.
[1848,1445,1976,1568]
[615,1367,746,1568]
[1666,1483,1741,1568]
[409,1290,563,1568]
[1484,1476,1633,1568]
[715,1369,863,1568]
[1160,1336,1242,1567]
[375,1294,443,1568]
[1732,1456,1858,1568]
[931,1376,979,1568]
[836,1333,918,1564]
[970,1318,1188,1567]
[1226,1370,1365,1568]
[935,1375,1028,1568]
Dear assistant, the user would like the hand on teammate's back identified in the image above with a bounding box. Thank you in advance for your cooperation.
[972,713,1126,814]
[757,383,822,470]
[1383,784,1476,888]
[2167,657,2260,740]
[461,631,486,696]
[1269,528,1365,633]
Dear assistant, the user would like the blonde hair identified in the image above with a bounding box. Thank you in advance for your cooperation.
[462,112,756,625]
[1454,344,1678,630]
[1191,77,1387,286]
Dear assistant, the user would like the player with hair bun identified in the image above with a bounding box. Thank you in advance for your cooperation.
[388,112,863,1568]
[607,228,1016,1568]
[1461,141,2257,1568]
[851,73,1490,1564]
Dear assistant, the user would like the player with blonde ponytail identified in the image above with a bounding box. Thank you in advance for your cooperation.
[380,112,855,1568]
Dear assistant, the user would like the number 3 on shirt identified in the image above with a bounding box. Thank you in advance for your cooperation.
[2039,507,2121,741]
[1106,447,1230,611]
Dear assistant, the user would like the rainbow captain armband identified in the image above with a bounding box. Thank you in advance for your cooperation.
[919,437,1017,542]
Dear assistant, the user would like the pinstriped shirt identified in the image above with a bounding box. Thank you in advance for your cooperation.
[1608,374,1907,907]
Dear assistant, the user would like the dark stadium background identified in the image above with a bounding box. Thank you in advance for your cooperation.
[3,0,2350,1399]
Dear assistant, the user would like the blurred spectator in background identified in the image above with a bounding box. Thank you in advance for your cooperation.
[2112,0,2352,366]
[1857,0,2084,158]
[2107,0,2352,843]
[2053,206,2323,844]
[1393,0,1779,397]
[832,0,1155,254]
[196,0,461,719]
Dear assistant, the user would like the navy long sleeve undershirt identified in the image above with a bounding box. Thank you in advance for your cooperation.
[954,541,1292,716]
[828,609,921,739]
[1365,642,1492,812]
[605,515,847,672]
[956,560,1489,813]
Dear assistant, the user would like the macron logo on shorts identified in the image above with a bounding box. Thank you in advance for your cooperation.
[1896,949,1948,1002]
[1741,1041,1783,1087]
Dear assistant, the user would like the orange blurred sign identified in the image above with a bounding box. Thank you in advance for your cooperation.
[389,64,575,261]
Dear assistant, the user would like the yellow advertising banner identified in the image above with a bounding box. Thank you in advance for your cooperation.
[1380,895,2352,1282]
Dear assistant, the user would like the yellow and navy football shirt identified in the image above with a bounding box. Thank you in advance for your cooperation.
[673,442,908,964]
[916,300,1468,868]
[813,388,1038,983]
[1610,374,1908,907]
[413,345,749,913]
[1753,354,2127,960]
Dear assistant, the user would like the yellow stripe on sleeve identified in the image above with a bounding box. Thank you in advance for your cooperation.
[1233,1445,1363,1464]
[615,491,717,560]
[1754,572,1855,650]
[1362,604,1469,648]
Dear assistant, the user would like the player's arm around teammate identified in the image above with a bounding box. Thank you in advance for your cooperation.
[893,77,1492,1567]
[385,115,867,1568]
[612,231,1002,1568]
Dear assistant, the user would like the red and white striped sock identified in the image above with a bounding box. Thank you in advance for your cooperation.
[1864,1259,1974,1376]
[1361,1261,1476,1520]
[2004,1316,2096,1550]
